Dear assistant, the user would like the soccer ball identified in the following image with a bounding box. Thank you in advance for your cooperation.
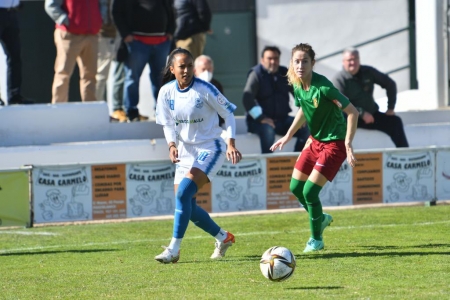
[259,246,296,282]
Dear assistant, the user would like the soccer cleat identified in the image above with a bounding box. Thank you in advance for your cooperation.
[154,246,180,264]
[303,238,324,253]
[210,232,235,259]
[321,213,333,236]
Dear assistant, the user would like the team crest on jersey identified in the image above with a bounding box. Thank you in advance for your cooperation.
[313,98,318,108]
[217,95,226,105]
[195,98,203,108]
[332,99,343,108]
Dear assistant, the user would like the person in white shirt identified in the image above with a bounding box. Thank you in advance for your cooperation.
[154,48,242,264]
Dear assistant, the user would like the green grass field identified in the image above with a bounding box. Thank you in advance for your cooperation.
[1,204,449,300]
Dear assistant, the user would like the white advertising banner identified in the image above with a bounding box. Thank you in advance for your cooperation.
[383,151,435,203]
[211,158,266,213]
[126,163,175,217]
[321,161,353,207]
[436,150,450,200]
[33,166,92,223]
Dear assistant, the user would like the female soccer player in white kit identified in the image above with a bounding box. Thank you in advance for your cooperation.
[154,48,242,263]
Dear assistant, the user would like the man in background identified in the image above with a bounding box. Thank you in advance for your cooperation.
[333,48,409,148]
[194,54,225,126]
[173,0,212,60]
[0,0,33,105]
[45,0,102,103]
[243,46,310,154]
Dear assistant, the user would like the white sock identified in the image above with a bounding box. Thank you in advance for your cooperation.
[168,237,182,253]
[214,229,227,242]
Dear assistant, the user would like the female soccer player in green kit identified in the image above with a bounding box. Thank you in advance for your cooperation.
[270,43,359,252]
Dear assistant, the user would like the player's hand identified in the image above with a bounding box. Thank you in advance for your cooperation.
[362,112,374,124]
[385,109,395,116]
[169,145,180,163]
[124,35,134,43]
[226,145,242,164]
[270,135,291,152]
[346,143,357,167]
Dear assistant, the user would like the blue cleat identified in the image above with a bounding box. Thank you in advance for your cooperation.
[303,238,324,253]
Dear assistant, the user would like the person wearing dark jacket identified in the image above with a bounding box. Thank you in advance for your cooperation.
[112,0,175,121]
[173,0,211,60]
[333,48,409,148]
[243,46,310,154]
[0,0,33,105]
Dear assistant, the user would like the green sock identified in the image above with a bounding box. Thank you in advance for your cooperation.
[303,180,323,240]
[289,178,308,212]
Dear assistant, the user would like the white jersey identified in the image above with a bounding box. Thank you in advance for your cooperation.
[155,77,236,144]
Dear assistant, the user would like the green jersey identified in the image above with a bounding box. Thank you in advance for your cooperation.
[294,72,350,142]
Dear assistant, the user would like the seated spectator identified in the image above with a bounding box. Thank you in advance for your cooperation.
[243,46,310,154]
[333,48,409,148]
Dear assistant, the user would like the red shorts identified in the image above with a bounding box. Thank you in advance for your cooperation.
[294,137,347,182]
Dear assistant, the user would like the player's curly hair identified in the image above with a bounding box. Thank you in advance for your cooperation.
[161,48,194,85]
[286,43,316,87]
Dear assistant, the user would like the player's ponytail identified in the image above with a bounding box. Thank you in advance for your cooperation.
[162,48,195,85]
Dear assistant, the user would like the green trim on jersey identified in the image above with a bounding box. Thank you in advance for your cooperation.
[294,72,350,142]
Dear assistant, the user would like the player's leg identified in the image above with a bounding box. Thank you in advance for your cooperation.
[155,167,206,264]
[302,140,346,253]
[291,139,315,211]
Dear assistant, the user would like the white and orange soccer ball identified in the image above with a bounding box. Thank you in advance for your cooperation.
[259,246,296,282]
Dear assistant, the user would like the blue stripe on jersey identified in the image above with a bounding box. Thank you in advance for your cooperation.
[205,139,223,175]
[194,77,220,97]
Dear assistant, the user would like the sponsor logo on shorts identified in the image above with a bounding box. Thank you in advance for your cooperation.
[315,162,325,167]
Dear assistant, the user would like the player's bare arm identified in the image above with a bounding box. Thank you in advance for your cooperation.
[343,103,359,167]
[226,138,242,164]
[270,108,306,151]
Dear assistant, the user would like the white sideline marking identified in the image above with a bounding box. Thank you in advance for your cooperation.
[1,220,449,254]
[0,231,59,236]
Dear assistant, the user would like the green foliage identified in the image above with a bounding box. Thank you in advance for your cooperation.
[1,205,449,299]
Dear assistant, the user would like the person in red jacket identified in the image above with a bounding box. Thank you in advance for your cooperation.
[45,0,102,103]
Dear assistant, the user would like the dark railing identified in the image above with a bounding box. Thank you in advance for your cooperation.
[316,27,410,76]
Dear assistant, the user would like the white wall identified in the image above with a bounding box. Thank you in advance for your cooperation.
[256,0,410,101]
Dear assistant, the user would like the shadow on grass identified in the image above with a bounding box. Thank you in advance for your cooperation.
[0,248,119,256]
[286,286,343,290]
[359,243,450,250]
[161,243,450,264]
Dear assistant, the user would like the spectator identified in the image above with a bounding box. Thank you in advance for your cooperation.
[173,0,212,60]
[45,0,102,103]
[0,0,33,105]
[96,0,120,102]
[243,46,310,154]
[194,54,223,93]
[112,0,175,122]
[194,54,225,126]
[109,61,127,122]
[333,48,409,148]
[109,60,148,122]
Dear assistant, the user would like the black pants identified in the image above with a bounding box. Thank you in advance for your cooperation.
[0,8,22,101]
[358,111,409,148]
